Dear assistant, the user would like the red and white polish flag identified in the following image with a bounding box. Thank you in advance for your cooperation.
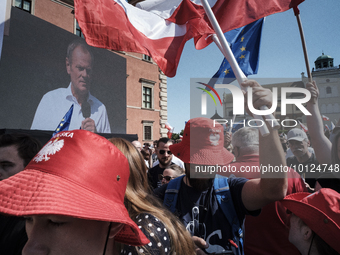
[298,120,308,133]
[322,115,330,121]
[75,0,304,77]
[165,122,174,138]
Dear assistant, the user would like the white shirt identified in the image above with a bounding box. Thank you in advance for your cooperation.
[152,155,185,169]
[31,83,111,133]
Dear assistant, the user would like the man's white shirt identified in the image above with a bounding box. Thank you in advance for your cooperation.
[31,83,111,133]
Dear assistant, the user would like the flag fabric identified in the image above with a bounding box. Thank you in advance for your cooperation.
[165,122,174,139]
[75,0,304,77]
[230,120,247,133]
[212,18,264,84]
[298,120,308,133]
[331,122,336,131]
[325,124,330,131]
[52,104,74,137]
[322,115,330,121]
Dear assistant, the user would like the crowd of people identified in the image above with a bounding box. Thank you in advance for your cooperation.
[0,80,339,255]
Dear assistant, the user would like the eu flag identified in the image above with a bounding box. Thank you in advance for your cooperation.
[231,120,247,133]
[212,18,264,84]
[52,104,74,137]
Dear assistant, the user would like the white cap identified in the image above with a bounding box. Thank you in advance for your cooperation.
[287,128,308,142]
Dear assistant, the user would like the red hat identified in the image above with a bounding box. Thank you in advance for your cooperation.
[0,130,149,246]
[280,188,340,253]
[170,117,234,165]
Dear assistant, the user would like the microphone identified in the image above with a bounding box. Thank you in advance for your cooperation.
[81,101,91,118]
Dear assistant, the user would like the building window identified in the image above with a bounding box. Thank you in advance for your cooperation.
[144,126,152,140]
[14,0,32,12]
[326,86,332,94]
[140,78,156,109]
[143,87,152,108]
[143,54,151,61]
[75,21,85,38]
[142,121,154,141]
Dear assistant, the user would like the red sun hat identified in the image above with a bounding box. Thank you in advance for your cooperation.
[0,130,149,246]
[280,188,340,253]
[170,117,234,165]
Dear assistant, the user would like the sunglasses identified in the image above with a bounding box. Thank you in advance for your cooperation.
[158,149,172,155]
[158,174,173,181]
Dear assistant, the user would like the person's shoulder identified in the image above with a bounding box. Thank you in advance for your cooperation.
[122,213,171,254]
[135,213,171,249]
[88,93,105,108]
[149,164,161,172]
[286,155,297,164]
[153,183,168,200]
[41,87,67,98]
[226,175,248,187]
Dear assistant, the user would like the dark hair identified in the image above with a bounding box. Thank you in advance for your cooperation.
[314,232,339,255]
[66,40,94,65]
[157,137,170,147]
[0,134,42,166]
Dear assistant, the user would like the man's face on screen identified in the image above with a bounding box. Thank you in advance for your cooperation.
[67,46,92,98]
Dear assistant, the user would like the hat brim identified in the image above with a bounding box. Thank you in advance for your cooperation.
[0,169,149,246]
[280,192,340,253]
[170,141,234,166]
[287,137,305,142]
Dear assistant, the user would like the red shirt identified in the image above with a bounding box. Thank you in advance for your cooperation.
[224,154,307,255]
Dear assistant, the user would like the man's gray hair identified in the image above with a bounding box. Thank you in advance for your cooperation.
[231,127,259,155]
[66,40,94,65]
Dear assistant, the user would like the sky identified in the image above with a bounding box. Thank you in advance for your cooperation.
[167,0,340,134]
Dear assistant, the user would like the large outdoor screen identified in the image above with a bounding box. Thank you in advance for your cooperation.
[0,7,127,134]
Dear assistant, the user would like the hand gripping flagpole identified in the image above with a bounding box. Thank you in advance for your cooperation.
[200,0,280,136]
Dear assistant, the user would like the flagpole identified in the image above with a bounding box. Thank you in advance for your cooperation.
[201,0,278,136]
[293,7,316,105]
[228,114,236,133]
[294,7,312,83]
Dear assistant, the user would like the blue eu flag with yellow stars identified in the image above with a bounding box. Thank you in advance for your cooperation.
[212,18,264,84]
[231,121,246,133]
[52,104,74,137]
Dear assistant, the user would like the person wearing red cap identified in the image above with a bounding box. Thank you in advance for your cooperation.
[0,130,149,255]
[155,80,288,255]
[281,188,340,255]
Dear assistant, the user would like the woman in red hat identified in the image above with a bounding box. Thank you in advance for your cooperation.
[281,188,340,255]
[109,138,195,255]
[0,130,151,255]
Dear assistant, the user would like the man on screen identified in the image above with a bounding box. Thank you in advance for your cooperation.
[31,40,111,133]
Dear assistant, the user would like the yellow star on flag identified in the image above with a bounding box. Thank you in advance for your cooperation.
[224,69,230,74]
[240,46,246,52]
[239,55,245,59]
[240,36,244,42]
